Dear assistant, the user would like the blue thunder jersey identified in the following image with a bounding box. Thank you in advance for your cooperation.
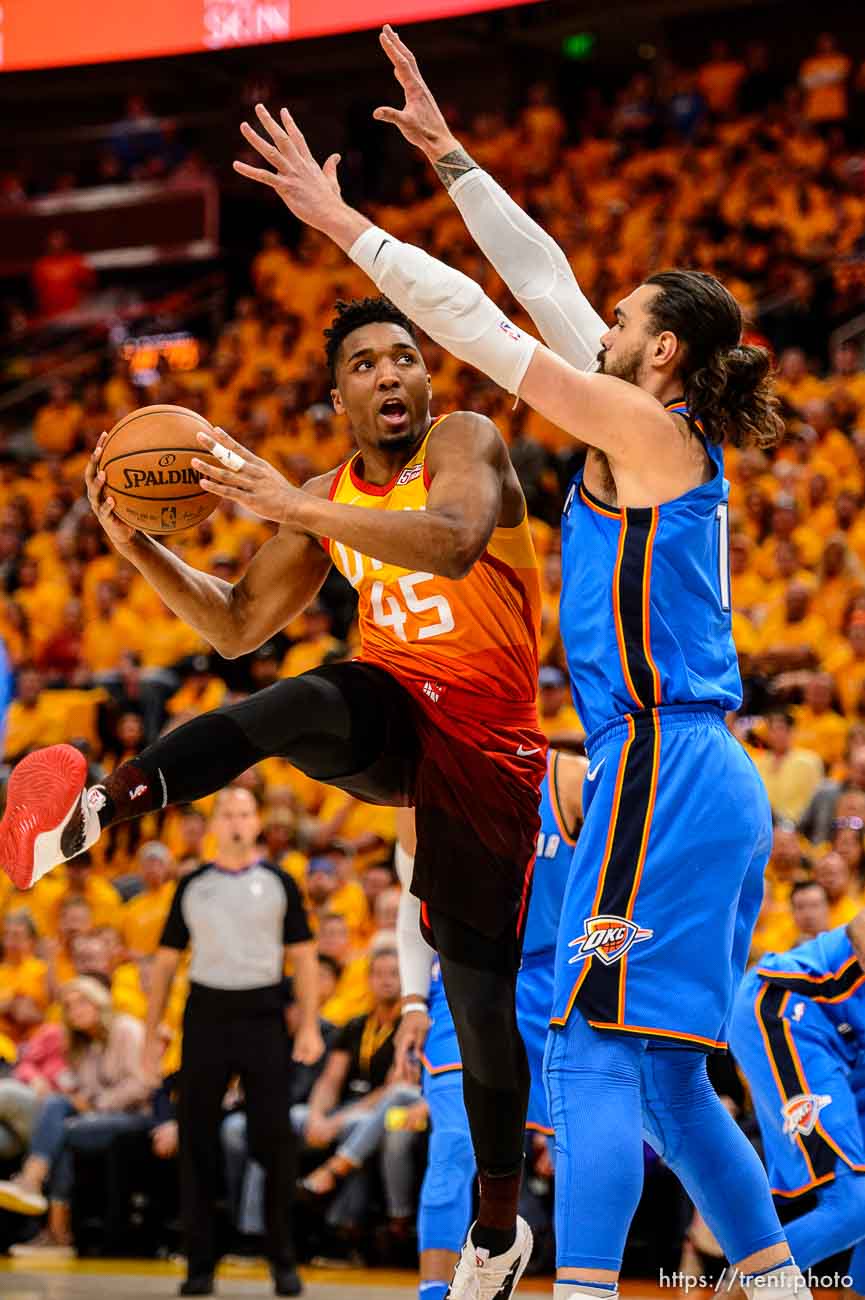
[523,752,581,958]
[559,401,741,738]
[730,928,865,1198]
[423,760,578,1129]
[757,927,865,1050]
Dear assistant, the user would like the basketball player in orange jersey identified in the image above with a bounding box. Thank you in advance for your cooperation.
[0,295,545,1295]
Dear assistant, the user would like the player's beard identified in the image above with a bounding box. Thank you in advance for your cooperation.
[376,430,418,454]
[598,341,646,387]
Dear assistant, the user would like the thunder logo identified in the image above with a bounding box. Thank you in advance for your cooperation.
[781,1093,832,1140]
[568,914,654,967]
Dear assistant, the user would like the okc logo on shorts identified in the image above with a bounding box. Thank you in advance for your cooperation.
[781,1092,832,1139]
[568,914,653,966]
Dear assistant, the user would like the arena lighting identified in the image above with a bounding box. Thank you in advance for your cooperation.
[120,332,202,387]
[562,31,595,60]
[0,0,544,71]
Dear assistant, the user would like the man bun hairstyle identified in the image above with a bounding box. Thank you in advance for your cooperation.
[324,296,419,385]
[646,270,784,449]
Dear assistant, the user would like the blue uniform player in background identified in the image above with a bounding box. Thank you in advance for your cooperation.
[731,921,865,1292]
[393,752,585,1300]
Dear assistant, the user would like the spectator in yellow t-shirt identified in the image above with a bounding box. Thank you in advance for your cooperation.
[752,711,824,823]
[317,913,372,1027]
[756,580,827,673]
[799,32,851,124]
[42,896,93,996]
[138,600,206,669]
[813,848,862,927]
[280,603,343,680]
[68,926,148,1022]
[827,612,865,716]
[791,673,849,768]
[33,381,83,455]
[93,926,149,1022]
[537,665,583,743]
[359,863,398,943]
[30,853,123,940]
[827,340,865,411]
[774,348,827,412]
[12,560,68,654]
[812,536,860,634]
[755,496,823,578]
[166,656,227,720]
[0,912,49,1043]
[829,814,865,890]
[120,843,177,960]
[251,229,294,295]
[789,879,831,946]
[697,39,746,116]
[305,853,370,949]
[3,666,71,762]
[750,824,813,957]
[81,579,144,674]
[801,400,859,482]
[730,533,766,620]
[311,791,396,865]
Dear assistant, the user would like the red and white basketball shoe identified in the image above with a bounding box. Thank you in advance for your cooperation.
[0,745,102,889]
[446,1218,534,1299]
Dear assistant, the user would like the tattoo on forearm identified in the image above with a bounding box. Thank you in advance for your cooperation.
[433,148,478,191]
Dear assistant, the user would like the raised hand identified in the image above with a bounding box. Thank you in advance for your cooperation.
[233,103,346,233]
[374,25,457,161]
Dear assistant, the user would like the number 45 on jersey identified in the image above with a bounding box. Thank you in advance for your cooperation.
[333,542,455,642]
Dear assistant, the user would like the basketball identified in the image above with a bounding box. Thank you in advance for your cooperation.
[101,405,220,535]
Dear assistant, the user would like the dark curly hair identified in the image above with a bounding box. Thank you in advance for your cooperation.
[323,296,419,385]
[645,270,783,449]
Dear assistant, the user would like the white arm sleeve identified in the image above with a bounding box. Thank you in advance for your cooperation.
[394,842,435,1001]
[350,226,538,396]
[448,168,605,373]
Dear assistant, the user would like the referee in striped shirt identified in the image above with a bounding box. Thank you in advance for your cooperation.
[145,786,322,1297]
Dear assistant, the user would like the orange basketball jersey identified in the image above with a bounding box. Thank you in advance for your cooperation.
[323,417,541,704]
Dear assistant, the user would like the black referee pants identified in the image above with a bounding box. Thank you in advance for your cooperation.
[178,983,297,1276]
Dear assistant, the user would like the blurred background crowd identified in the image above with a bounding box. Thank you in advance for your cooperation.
[1,0,865,1281]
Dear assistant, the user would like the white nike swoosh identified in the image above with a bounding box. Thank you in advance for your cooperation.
[586,758,606,781]
[516,745,541,757]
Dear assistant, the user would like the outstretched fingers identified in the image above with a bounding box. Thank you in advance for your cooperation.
[382,24,419,72]
[239,120,288,171]
[233,160,280,187]
[254,102,291,149]
[278,106,316,163]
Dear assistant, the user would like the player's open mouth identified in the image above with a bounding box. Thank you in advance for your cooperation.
[378,398,408,427]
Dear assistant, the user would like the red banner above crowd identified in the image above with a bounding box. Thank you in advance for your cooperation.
[1,0,540,71]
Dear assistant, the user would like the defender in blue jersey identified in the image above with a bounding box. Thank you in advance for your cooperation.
[395,753,585,1300]
[243,32,807,1300]
[730,924,865,1292]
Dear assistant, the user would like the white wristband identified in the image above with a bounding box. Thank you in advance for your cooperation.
[401,1002,429,1016]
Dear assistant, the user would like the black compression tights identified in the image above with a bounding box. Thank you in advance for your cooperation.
[99,664,395,823]
[429,906,531,1181]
